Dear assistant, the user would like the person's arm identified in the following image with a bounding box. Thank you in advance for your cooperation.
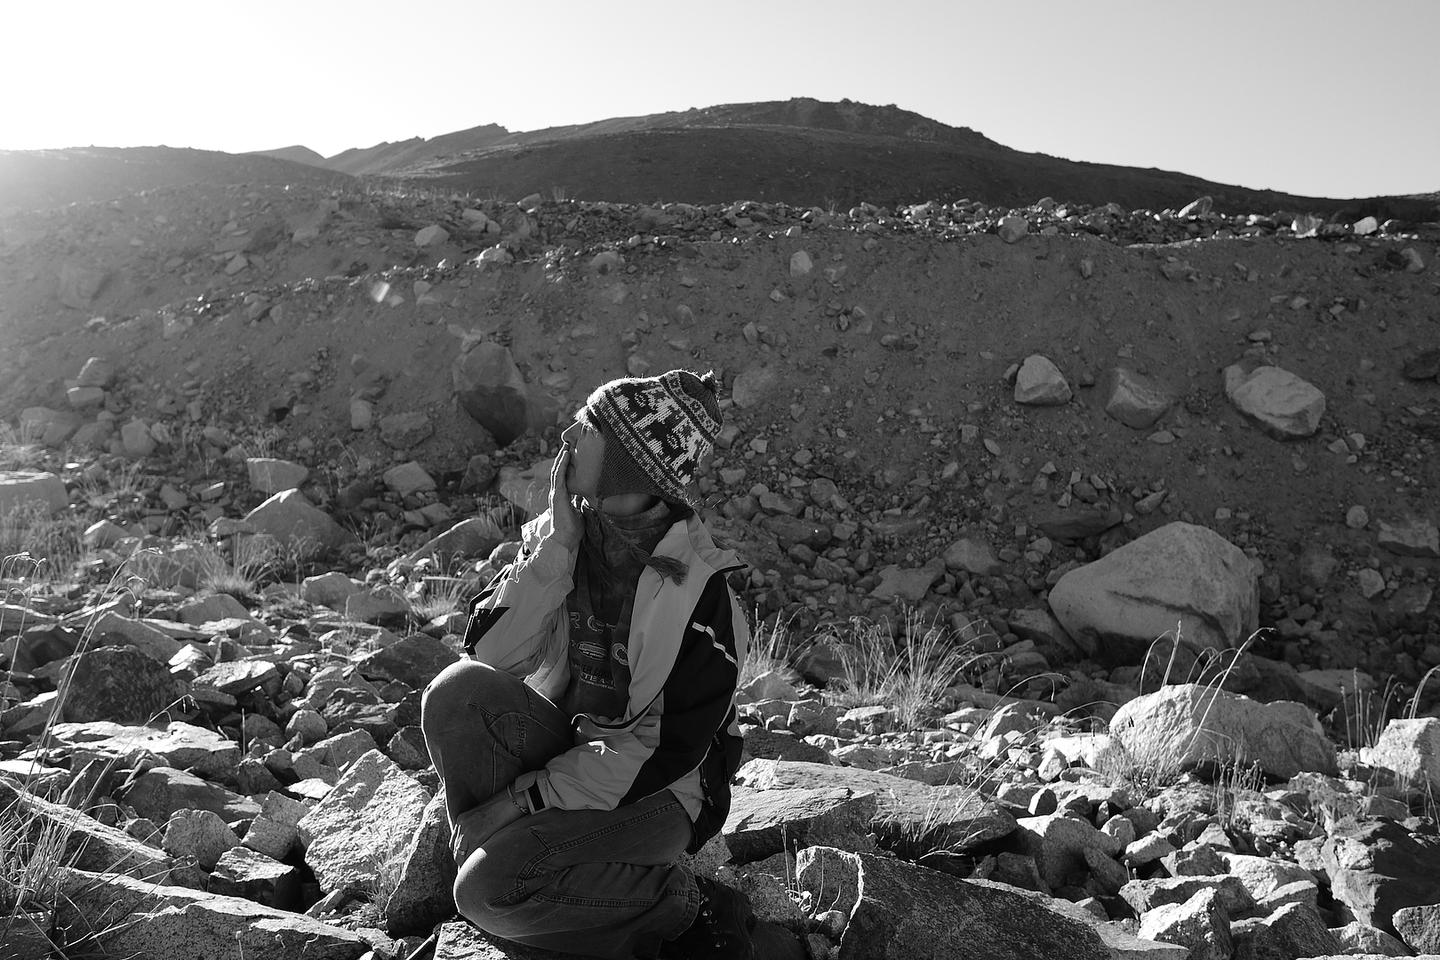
[509,571,747,813]
[463,449,583,679]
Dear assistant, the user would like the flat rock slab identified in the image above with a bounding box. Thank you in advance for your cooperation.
[0,777,176,881]
[1376,517,1440,558]
[49,720,240,779]
[735,759,1015,852]
[246,457,310,493]
[1047,521,1259,663]
[797,845,1186,960]
[1109,684,1336,779]
[433,919,581,959]
[723,786,877,863]
[57,867,372,960]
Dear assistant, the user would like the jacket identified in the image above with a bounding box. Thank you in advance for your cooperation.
[462,507,749,853]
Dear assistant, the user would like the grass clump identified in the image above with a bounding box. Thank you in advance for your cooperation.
[827,609,983,730]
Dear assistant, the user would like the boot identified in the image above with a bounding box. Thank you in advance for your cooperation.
[658,874,756,959]
[750,919,808,960]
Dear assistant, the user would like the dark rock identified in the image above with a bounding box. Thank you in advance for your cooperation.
[723,786,876,863]
[1035,506,1123,541]
[796,846,1185,960]
[356,633,459,690]
[1231,901,1341,960]
[60,645,186,724]
[1317,818,1440,935]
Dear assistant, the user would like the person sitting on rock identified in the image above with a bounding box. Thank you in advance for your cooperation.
[421,369,803,960]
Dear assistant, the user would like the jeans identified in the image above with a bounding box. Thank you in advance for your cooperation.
[421,660,701,959]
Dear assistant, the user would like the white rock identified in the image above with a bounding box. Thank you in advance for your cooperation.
[296,749,431,895]
[1352,216,1379,236]
[1223,364,1326,438]
[1048,522,1259,662]
[789,250,813,277]
[414,225,449,247]
[1109,684,1336,779]
[1360,718,1440,792]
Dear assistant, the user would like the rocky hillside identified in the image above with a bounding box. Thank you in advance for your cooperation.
[1,150,1439,958]
[257,98,1439,217]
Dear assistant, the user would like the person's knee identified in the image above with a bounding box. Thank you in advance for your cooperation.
[421,659,502,730]
[452,830,538,932]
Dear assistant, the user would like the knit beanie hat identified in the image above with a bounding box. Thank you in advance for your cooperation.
[577,369,722,506]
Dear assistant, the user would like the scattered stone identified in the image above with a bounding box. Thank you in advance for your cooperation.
[1375,516,1440,558]
[49,720,240,779]
[1014,355,1072,406]
[1105,368,1172,429]
[244,488,355,553]
[356,633,459,689]
[944,536,1004,576]
[998,215,1030,244]
[162,808,241,870]
[1223,363,1326,439]
[246,457,309,493]
[125,767,262,823]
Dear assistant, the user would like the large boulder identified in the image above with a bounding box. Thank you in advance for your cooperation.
[244,489,355,554]
[1223,363,1326,438]
[1047,522,1259,663]
[125,767,262,823]
[796,846,1186,960]
[403,514,507,570]
[297,749,431,895]
[452,341,535,446]
[1109,684,1336,779]
[722,786,877,863]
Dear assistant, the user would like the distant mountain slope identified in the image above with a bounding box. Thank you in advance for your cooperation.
[345,98,1435,218]
[249,145,327,166]
[322,123,510,176]
[0,147,353,213]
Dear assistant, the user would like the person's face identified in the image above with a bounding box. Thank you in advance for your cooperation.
[560,415,605,500]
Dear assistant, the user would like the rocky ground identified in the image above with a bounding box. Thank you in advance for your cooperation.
[1,154,1440,959]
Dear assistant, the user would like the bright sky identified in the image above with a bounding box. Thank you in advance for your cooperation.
[4,0,1435,199]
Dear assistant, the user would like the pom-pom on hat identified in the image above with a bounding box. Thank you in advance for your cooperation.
[578,369,722,506]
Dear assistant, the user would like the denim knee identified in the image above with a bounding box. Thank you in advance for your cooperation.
[422,659,505,727]
[452,826,538,931]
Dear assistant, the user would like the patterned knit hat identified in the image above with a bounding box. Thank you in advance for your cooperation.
[578,369,722,506]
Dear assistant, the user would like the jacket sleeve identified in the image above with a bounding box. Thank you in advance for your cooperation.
[511,570,746,814]
[462,508,574,684]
